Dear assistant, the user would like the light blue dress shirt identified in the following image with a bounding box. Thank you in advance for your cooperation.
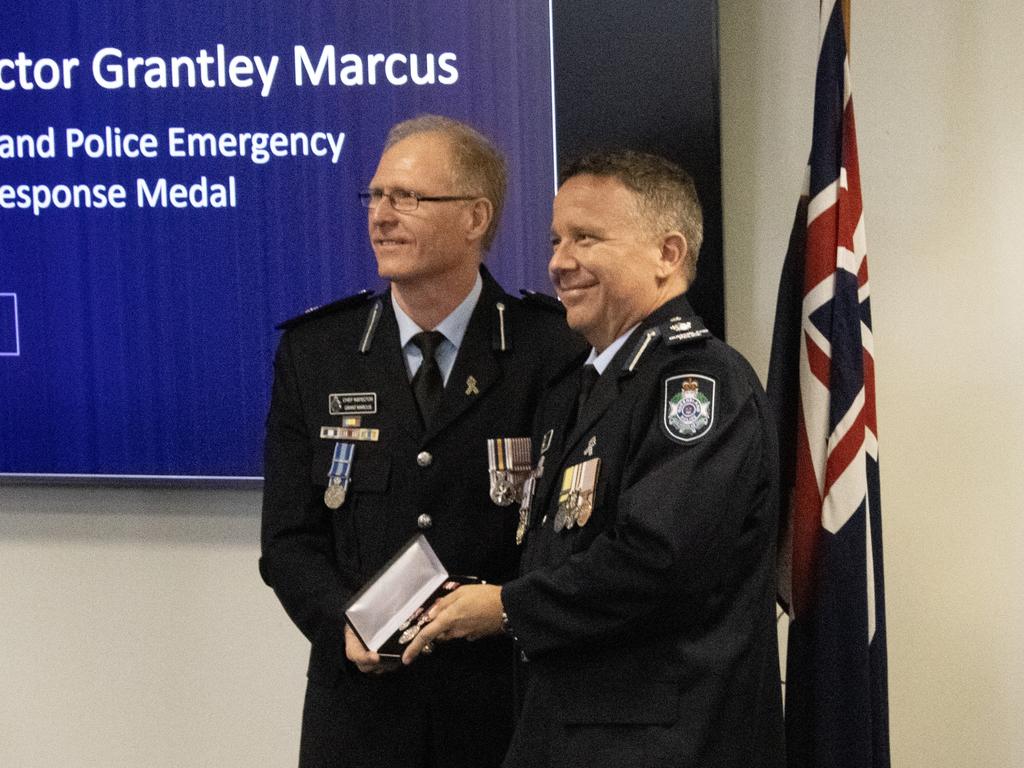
[584,323,640,375]
[392,272,483,385]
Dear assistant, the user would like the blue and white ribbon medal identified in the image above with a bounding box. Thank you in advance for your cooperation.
[324,442,355,509]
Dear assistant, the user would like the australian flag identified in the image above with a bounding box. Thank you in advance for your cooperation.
[767,2,890,767]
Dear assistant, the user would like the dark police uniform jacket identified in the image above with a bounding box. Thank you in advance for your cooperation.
[501,295,785,768]
[260,267,584,768]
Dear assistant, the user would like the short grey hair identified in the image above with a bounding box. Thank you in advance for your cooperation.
[560,150,704,282]
[385,115,508,250]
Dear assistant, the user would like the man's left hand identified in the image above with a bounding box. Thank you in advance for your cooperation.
[402,583,505,664]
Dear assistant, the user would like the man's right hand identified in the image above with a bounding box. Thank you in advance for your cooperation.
[344,624,396,674]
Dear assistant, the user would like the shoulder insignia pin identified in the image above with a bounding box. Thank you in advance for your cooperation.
[660,315,712,346]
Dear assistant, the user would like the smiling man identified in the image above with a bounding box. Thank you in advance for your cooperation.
[259,115,583,768]
[404,150,785,768]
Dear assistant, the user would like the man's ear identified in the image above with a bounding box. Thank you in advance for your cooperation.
[656,231,688,279]
[465,198,494,243]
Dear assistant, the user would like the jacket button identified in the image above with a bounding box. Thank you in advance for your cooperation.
[416,451,433,467]
[417,514,433,529]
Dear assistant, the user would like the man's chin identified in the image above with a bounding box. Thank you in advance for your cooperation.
[375,259,414,283]
[565,313,597,346]
[380,270,421,285]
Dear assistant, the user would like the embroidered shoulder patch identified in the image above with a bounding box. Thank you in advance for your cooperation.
[662,374,716,443]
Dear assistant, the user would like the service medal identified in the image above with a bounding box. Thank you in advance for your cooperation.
[553,504,570,533]
[554,463,575,532]
[563,491,581,531]
[555,458,601,532]
[324,479,346,510]
[399,625,420,645]
[576,495,594,527]
[516,475,534,543]
[515,456,545,544]
[487,437,532,506]
[573,458,600,527]
[323,442,355,509]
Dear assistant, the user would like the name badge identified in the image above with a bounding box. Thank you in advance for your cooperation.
[328,392,378,416]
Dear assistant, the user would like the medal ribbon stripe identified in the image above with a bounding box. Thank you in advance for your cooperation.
[488,439,505,471]
[767,2,890,767]
[487,438,533,507]
[507,438,531,470]
[329,442,354,477]
[488,437,531,472]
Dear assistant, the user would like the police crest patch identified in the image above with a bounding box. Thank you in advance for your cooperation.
[662,374,715,443]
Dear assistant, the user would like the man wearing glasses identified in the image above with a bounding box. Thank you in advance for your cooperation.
[260,115,583,768]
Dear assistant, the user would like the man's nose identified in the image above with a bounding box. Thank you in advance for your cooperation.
[548,241,576,277]
[369,194,399,225]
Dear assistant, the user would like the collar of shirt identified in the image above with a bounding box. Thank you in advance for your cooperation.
[584,324,640,375]
[392,271,483,384]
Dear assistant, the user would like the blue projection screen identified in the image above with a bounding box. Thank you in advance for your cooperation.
[0,1,558,479]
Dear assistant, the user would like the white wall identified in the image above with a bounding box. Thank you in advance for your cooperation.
[719,1,1024,767]
[0,486,305,766]
[3,2,1023,766]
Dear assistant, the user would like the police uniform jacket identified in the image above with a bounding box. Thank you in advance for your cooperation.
[501,295,785,768]
[260,267,584,768]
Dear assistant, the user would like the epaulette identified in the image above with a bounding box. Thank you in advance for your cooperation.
[518,289,566,315]
[659,315,712,347]
[275,290,376,331]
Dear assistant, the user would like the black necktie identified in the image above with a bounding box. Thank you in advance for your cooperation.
[573,364,600,431]
[411,331,445,427]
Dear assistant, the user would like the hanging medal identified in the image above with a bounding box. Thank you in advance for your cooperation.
[516,455,545,545]
[324,441,354,509]
[555,457,600,532]
[573,457,600,527]
[487,437,532,506]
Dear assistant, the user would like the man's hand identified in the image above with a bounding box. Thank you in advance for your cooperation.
[345,624,397,674]
[402,584,505,665]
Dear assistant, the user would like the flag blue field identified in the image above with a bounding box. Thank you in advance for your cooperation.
[767,2,891,766]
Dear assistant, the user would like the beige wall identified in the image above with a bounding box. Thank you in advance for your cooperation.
[3,2,1023,765]
[0,486,299,766]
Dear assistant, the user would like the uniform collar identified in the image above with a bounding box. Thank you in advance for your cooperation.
[584,324,640,375]
[606,293,700,378]
[391,271,483,351]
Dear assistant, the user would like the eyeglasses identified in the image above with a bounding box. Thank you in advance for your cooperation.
[358,188,478,212]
